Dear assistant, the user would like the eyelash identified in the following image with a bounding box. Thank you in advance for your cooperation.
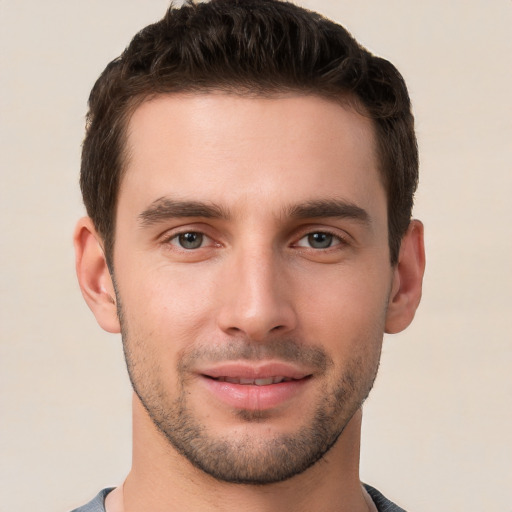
[161,228,348,252]
[163,231,215,250]
[294,230,347,250]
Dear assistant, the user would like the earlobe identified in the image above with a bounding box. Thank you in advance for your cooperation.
[73,217,121,334]
[385,220,426,334]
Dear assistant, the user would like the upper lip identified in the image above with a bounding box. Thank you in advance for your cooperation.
[197,362,312,381]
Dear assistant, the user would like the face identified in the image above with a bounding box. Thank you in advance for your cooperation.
[113,93,394,484]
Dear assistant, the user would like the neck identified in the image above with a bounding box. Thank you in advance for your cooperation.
[116,394,370,512]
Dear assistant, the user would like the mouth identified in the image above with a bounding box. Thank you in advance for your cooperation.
[206,376,300,385]
[197,362,313,411]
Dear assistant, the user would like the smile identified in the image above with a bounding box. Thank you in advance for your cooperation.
[209,376,296,385]
[197,363,313,411]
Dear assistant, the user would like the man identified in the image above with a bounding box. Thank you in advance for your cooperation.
[72,0,425,511]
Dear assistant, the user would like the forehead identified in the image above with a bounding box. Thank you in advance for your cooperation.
[120,93,383,216]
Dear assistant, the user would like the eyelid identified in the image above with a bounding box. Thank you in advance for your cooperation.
[292,226,351,248]
[157,223,351,251]
[159,224,220,248]
[295,232,343,249]
[169,232,209,249]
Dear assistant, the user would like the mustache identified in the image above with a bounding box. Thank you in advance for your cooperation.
[178,338,333,373]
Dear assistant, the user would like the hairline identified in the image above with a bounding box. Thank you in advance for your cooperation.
[106,87,389,269]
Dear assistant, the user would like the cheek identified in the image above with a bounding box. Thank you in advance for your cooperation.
[296,262,391,350]
[118,264,218,345]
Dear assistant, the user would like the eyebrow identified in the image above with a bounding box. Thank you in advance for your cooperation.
[138,198,230,226]
[287,199,370,224]
[138,197,370,227]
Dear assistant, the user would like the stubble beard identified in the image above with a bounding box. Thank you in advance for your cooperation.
[147,365,373,484]
[116,298,382,485]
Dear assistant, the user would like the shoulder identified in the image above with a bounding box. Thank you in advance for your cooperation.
[69,488,114,512]
[363,484,408,512]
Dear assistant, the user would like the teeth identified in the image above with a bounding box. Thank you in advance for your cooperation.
[254,378,274,386]
[215,376,290,385]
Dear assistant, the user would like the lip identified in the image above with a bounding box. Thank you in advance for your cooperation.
[199,362,310,380]
[197,362,313,411]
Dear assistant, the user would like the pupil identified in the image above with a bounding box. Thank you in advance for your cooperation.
[308,232,332,249]
[179,232,202,249]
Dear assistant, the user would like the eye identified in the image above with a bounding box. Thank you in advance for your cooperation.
[171,231,206,249]
[296,232,341,249]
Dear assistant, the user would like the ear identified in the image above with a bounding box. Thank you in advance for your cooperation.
[385,220,426,334]
[73,217,121,333]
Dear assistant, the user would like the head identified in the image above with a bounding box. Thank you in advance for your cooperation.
[75,0,424,487]
[80,0,418,270]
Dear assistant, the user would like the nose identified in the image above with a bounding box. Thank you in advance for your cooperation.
[216,245,297,341]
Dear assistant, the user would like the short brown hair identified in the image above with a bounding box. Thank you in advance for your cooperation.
[81,0,418,267]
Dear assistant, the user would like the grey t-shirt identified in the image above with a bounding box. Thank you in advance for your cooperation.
[70,484,406,512]
[71,488,112,512]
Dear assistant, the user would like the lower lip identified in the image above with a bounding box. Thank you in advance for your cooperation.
[200,376,310,411]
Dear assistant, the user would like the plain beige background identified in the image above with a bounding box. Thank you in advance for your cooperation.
[1,1,511,511]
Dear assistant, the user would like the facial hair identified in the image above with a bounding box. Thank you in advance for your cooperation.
[116,292,382,485]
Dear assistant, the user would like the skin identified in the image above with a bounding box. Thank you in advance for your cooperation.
[75,93,425,512]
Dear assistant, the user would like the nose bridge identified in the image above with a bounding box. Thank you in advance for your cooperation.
[218,241,296,340]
